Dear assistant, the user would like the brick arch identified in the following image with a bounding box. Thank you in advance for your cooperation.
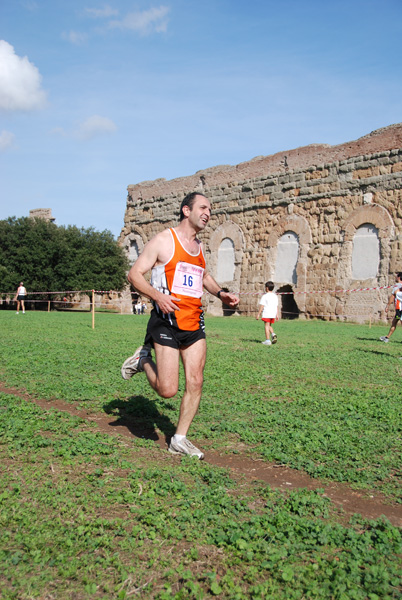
[342,204,394,241]
[267,214,312,247]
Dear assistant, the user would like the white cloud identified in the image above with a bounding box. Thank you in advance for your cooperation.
[0,40,47,111]
[85,4,119,18]
[0,130,16,152]
[109,6,170,35]
[75,115,117,140]
[50,116,117,140]
[49,126,67,137]
[62,30,88,45]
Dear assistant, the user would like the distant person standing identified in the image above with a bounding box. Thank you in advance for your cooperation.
[14,282,27,314]
[256,281,279,345]
[380,272,402,343]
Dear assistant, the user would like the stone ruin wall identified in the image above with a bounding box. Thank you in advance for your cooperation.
[119,124,402,322]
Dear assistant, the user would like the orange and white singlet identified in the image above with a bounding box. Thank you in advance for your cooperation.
[393,284,402,310]
[150,228,206,331]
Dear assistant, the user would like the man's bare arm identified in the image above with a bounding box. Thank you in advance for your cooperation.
[203,272,239,308]
[128,231,181,314]
[385,292,395,313]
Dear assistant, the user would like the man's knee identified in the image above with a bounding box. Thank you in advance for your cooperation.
[157,381,179,399]
[186,372,204,393]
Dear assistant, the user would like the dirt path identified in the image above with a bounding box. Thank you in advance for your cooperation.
[2,383,401,527]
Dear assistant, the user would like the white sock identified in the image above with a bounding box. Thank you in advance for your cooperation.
[173,434,186,442]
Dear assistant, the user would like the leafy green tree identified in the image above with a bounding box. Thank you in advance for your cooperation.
[0,217,129,296]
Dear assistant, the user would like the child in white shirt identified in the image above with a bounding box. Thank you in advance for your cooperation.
[256,281,279,345]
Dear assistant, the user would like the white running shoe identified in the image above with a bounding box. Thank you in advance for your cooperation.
[168,437,204,459]
[271,333,277,344]
[121,345,151,380]
[262,340,272,345]
[380,336,389,343]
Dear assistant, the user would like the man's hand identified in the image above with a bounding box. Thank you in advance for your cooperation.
[219,291,239,308]
[202,274,239,308]
[155,291,181,314]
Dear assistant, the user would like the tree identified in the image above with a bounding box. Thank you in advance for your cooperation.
[0,217,129,296]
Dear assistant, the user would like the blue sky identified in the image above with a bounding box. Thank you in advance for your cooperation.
[1,0,401,239]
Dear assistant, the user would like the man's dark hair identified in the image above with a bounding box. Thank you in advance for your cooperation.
[265,281,275,291]
[179,192,207,221]
[397,272,402,280]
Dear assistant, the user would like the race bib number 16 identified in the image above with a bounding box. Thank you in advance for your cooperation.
[171,262,204,298]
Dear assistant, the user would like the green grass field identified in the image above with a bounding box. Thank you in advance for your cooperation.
[0,311,401,599]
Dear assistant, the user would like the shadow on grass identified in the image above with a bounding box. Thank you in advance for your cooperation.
[103,395,176,443]
[356,347,400,358]
[355,336,402,343]
[356,336,388,342]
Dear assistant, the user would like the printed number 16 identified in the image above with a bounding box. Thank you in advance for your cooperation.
[183,274,193,287]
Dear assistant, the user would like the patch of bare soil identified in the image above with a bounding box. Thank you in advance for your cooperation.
[1,383,401,527]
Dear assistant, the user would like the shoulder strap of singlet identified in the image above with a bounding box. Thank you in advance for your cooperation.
[170,227,202,257]
[170,228,179,244]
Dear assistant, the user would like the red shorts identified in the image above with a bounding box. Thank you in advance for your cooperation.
[262,318,275,324]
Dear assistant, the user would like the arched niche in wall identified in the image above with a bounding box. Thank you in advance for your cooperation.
[340,204,394,286]
[267,213,311,314]
[274,231,299,284]
[209,221,244,291]
[217,238,235,282]
[122,227,147,267]
[352,224,380,280]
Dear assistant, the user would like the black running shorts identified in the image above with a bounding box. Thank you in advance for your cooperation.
[144,309,206,349]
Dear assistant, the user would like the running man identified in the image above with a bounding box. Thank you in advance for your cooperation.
[380,272,402,343]
[121,192,239,459]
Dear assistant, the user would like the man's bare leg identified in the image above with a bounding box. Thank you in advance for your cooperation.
[125,339,207,457]
[175,338,206,436]
[387,317,398,339]
[142,343,180,399]
[166,338,206,458]
[139,340,206,426]
[144,339,206,434]
[381,316,398,342]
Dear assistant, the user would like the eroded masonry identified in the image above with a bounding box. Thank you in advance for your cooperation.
[119,124,402,321]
